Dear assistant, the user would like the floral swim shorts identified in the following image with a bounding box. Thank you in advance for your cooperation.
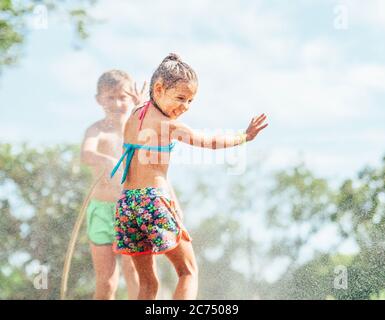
[113,187,191,256]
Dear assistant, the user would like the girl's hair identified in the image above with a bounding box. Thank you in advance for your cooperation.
[97,70,132,94]
[149,53,198,100]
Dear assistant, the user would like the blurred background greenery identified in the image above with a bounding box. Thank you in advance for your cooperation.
[1,142,384,299]
[0,0,96,73]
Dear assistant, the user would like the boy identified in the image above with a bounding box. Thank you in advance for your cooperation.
[80,70,146,299]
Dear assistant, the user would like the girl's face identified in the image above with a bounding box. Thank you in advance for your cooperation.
[154,80,197,119]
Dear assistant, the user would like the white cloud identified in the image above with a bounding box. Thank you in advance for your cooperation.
[358,128,385,144]
[301,38,342,66]
[264,142,384,183]
[348,65,385,90]
[48,51,102,95]
[0,124,25,143]
[343,0,385,30]
[264,146,304,170]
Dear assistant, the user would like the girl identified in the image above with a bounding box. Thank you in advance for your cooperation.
[111,53,268,300]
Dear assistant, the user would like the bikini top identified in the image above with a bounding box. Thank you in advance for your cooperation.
[110,101,176,184]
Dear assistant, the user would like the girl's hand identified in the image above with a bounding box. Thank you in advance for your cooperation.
[125,81,148,106]
[245,114,268,142]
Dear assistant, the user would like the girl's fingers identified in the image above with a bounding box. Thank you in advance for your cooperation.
[255,115,267,127]
[251,116,266,128]
[134,82,138,95]
[257,123,269,132]
[253,114,266,123]
[251,123,268,136]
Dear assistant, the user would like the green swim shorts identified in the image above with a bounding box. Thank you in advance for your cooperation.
[86,199,116,245]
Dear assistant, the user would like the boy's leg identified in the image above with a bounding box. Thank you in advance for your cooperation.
[121,255,140,299]
[165,239,198,300]
[87,200,123,299]
[90,243,119,300]
[130,254,159,300]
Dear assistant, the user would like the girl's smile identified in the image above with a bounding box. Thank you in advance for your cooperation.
[154,81,197,119]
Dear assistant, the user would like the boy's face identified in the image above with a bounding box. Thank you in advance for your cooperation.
[96,82,133,115]
[155,81,197,119]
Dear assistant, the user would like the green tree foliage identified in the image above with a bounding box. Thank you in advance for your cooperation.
[192,213,258,299]
[0,143,93,299]
[265,157,385,299]
[336,160,385,249]
[0,0,97,73]
[266,164,336,266]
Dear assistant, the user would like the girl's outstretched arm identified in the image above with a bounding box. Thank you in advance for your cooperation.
[168,114,268,149]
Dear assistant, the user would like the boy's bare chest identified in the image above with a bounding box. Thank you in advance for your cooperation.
[97,132,123,159]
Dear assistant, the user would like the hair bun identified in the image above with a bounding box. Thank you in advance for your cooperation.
[163,53,181,63]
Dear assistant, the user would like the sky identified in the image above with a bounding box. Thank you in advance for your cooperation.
[1,0,385,282]
[0,0,384,183]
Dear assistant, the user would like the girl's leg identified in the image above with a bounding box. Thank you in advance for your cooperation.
[165,239,199,300]
[90,243,119,300]
[130,254,159,300]
[121,255,140,299]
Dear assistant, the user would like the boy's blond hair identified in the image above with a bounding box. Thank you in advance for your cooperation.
[97,70,133,94]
